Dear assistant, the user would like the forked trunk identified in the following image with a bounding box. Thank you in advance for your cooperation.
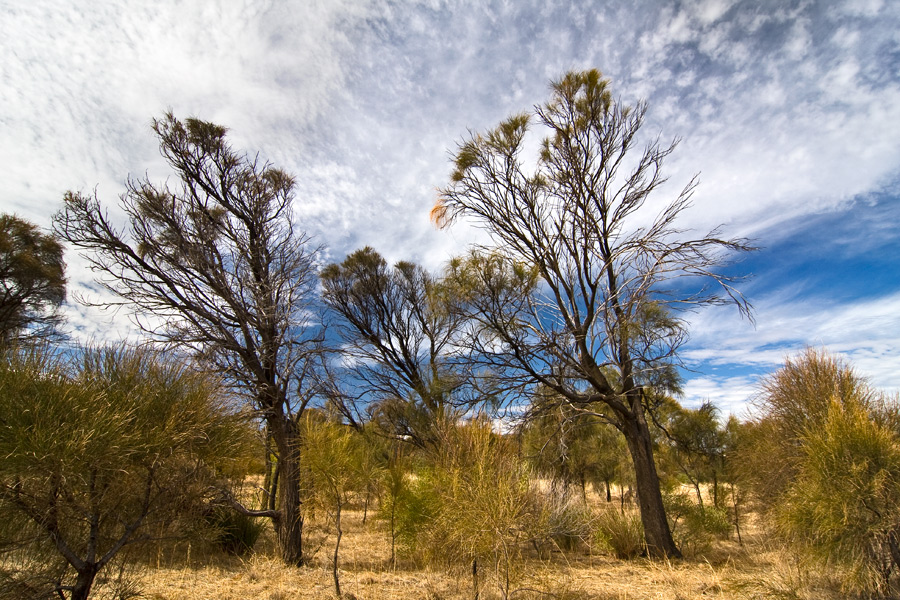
[620,405,681,559]
[70,564,99,600]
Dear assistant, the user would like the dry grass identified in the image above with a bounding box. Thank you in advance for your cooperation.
[125,498,840,600]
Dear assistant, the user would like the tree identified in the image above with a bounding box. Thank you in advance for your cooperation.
[434,69,752,557]
[665,400,726,508]
[0,343,249,600]
[520,386,626,504]
[320,247,469,449]
[0,214,66,342]
[53,113,322,566]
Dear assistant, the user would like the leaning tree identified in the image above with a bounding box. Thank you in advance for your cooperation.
[53,114,322,566]
[434,69,753,557]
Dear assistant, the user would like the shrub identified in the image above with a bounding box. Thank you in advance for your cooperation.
[778,397,900,595]
[664,490,731,556]
[595,507,645,559]
[207,506,265,556]
[0,343,251,600]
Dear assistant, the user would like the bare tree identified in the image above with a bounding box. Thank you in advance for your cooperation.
[53,114,322,566]
[434,70,753,557]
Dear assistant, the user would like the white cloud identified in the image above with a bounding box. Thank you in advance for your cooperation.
[683,290,900,410]
[1,0,898,414]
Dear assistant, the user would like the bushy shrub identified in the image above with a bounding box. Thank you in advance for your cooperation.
[664,490,731,556]
[595,508,645,559]
[0,343,251,600]
[778,398,900,595]
[207,506,265,556]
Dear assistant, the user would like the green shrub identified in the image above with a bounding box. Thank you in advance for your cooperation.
[778,398,900,595]
[207,506,265,556]
[663,490,730,556]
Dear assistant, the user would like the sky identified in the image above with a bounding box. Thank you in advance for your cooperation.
[2,0,898,417]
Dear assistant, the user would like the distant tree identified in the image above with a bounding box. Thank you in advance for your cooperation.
[520,386,626,504]
[53,113,322,566]
[320,247,470,449]
[434,69,753,557]
[0,214,65,342]
[0,344,249,600]
[665,401,726,508]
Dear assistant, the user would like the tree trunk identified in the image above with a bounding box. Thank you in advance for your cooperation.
[620,408,681,559]
[332,498,343,599]
[712,472,719,509]
[70,564,99,600]
[269,415,305,567]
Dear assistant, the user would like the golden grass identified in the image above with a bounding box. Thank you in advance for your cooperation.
[125,499,845,600]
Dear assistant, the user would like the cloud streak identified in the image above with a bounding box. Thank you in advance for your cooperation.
[2,0,898,414]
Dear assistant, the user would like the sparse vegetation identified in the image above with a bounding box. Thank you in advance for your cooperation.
[8,70,894,600]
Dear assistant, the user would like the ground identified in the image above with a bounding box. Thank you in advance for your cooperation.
[128,504,840,600]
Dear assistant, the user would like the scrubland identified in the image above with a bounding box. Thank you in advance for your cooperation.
[127,491,841,600]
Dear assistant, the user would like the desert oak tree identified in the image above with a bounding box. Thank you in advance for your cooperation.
[0,214,66,342]
[434,70,752,557]
[53,114,321,566]
[321,247,470,449]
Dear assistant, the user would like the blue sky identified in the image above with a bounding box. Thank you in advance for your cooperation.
[2,0,898,415]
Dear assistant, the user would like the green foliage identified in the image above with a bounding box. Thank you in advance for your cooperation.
[206,506,265,557]
[387,420,544,598]
[743,349,900,595]
[742,348,876,510]
[778,397,900,594]
[0,214,66,342]
[520,388,628,503]
[663,490,731,557]
[0,343,251,599]
[385,465,442,558]
[660,400,727,509]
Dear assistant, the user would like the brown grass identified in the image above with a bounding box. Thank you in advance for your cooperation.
[124,495,846,600]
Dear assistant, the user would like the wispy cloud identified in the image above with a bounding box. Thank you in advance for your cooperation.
[2,0,898,415]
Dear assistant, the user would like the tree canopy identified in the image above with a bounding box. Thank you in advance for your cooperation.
[0,214,66,342]
[435,69,753,557]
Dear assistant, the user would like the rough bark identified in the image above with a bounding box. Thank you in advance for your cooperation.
[620,403,681,558]
[270,416,305,567]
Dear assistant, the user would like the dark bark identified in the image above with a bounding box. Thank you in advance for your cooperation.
[270,416,305,567]
[621,408,681,559]
[69,565,99,600]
